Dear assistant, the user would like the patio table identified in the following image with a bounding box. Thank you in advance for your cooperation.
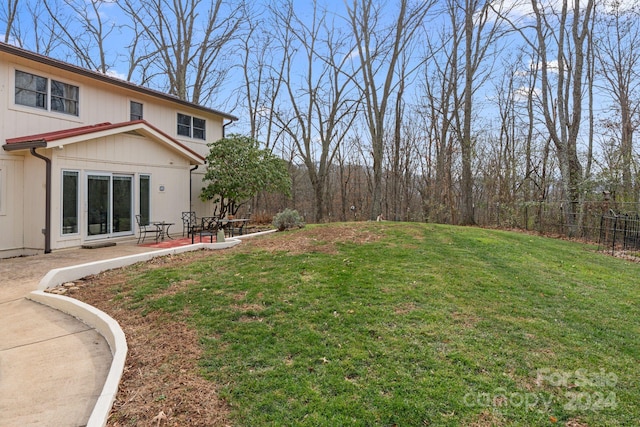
[153,221,175,241]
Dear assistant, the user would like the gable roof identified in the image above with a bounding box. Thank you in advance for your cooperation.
[3,120,206,165]
[0,42,237,122]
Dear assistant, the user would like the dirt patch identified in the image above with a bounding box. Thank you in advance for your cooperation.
[394,302,419,315]
[239,223,382,255]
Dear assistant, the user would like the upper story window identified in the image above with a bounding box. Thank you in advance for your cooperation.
[15,71,47,109]
[51,80,79,115]
[193,117,206,140]
[15,70,79,116]
[130,101,143,121]
[177,113,206,140]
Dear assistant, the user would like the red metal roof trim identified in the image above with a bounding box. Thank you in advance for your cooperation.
[5,122,114,144]
[4,120,205,162]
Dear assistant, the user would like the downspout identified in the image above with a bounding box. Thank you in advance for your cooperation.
[30,147,52,254]
[189,164,198,209]
[222,119,233,138]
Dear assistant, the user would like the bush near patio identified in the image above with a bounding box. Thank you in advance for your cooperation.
[272,208,305,231]
[75,223,640,426]
[200,134,291,218]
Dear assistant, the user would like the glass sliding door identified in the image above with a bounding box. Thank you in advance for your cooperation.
[86,173,134,237]
[87,174,110,236]
[113,176,133,233]
[62,171,79,234]
[140,175,151,225]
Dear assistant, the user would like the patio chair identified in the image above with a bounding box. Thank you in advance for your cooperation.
[193,216,220,243]
[181,211,198,237]
[135,214,160,244]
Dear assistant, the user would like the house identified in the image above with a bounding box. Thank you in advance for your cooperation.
[0,42,237,259]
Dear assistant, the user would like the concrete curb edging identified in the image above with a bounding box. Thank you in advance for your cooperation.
[235,229,278,240]
[27,290,127,427]
[27,238,242,427]
[37,239,241,290]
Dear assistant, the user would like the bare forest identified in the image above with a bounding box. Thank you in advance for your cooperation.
[3,0,640,239]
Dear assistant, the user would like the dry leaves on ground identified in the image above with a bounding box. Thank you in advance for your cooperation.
[65,224,383,426]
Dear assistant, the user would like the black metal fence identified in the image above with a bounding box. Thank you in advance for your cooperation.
[475,201,613,242]
[598,212,640,254]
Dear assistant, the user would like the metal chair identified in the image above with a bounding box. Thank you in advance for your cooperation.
[181,211,198,237]
[192,216,220,243]
[135,214,160,244]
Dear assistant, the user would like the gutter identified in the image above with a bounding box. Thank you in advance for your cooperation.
[189,165,199,209]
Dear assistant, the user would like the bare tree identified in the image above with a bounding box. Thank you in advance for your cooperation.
[595,0,640,202]
[1,0,19,43]
[42,0,117,73]
[3,0,63,54]
[270,0,360,222]
[449,0,506,225]
[345,0,432,220]
[534,0,595,234]
[118,0,242,104]
[497,0,595,234]
[235,2,285,148]
[420,12,463,223]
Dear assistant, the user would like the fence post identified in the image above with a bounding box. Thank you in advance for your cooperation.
[612,214,618,255]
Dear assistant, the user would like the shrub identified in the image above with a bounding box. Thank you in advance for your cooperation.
[272,209,305,231]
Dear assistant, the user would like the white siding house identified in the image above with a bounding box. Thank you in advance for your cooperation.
[0,42,237,258]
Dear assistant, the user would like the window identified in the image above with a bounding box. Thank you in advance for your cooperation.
[51,80,79,115]
[193,117,206,140]
[130,101,143,121]
[15,70,47,110]
[62,171,79,234]
[177,113,206,140]
[177,113,192,137]
[140,174,151,225]
[15,70,79,116]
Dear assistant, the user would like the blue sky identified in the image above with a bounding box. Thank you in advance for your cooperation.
[2,0,636,167]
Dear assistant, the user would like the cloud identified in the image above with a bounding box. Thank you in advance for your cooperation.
[256,106,272,117]
[499,0,639,18]
[513,85,541,102]
[496,0,623,21]
[105,69,127,80]
[544,59,559,73]
[1,34,22,48]
[518,59,560,76]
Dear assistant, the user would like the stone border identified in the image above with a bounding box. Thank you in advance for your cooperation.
[27,239,242,427]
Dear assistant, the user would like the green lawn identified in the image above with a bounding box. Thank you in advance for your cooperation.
[120,223,640,426]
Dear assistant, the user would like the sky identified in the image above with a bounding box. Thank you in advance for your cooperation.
[1,0,637,160]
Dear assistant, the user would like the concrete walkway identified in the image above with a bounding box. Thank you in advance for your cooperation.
[0,241,160,427]
[0,231,271,427]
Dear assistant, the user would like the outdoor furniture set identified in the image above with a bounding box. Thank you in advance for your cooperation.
[181,211,250,244]
[135,214,175,244]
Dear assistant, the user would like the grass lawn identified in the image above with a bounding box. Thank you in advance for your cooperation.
[116,222,640,426]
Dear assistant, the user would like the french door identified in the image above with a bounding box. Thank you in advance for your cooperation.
[87,173,133,237]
